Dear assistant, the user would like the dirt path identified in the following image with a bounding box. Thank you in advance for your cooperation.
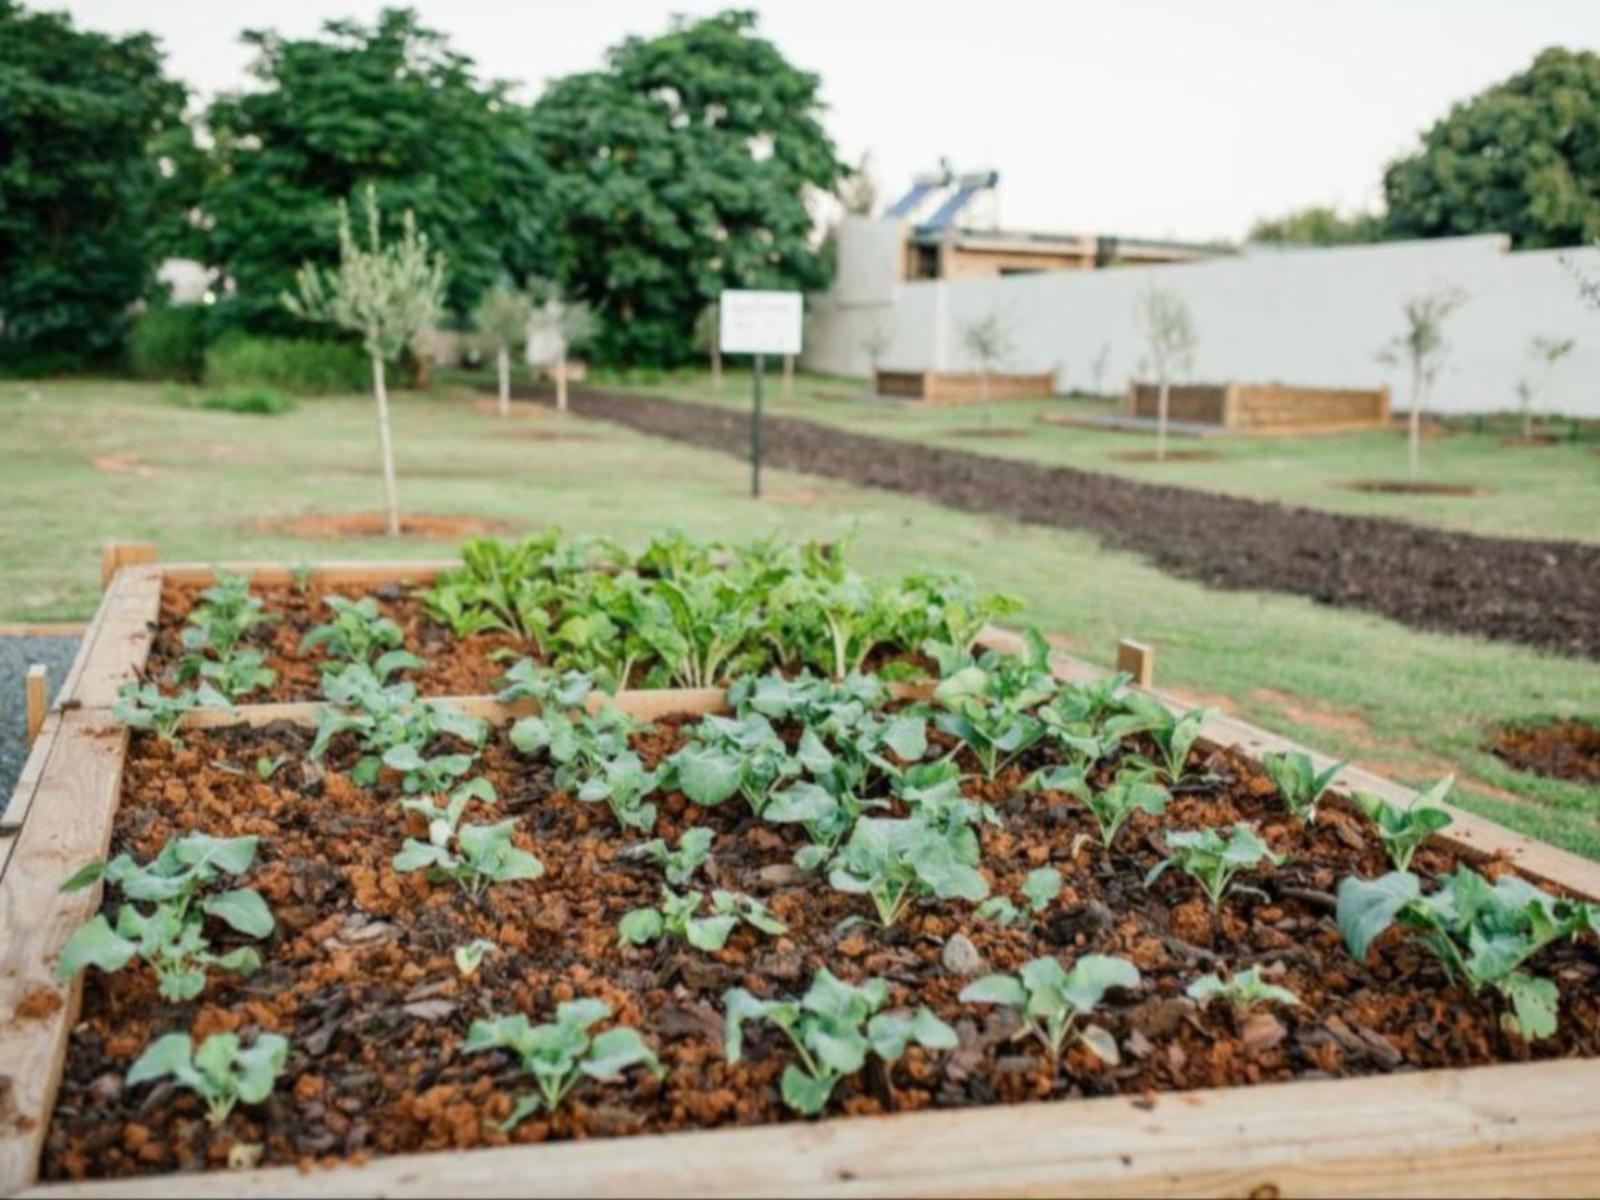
[546,388,1600,662]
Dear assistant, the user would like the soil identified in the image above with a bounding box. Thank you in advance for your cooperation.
[1109,450,1223,464]
[266,514,512,541]
[1499,435,1563,448]
[545,388,1600,662]
[944,428,1030,440]
[1342,481,1487,497]
[1487,719,1600,785]
[40,714,1600,1182]
[144,579,523,702]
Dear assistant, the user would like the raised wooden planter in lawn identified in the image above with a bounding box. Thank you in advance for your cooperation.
[1127,380,1390,433]
[4,550,1599,1197]
[876,369,1055,405]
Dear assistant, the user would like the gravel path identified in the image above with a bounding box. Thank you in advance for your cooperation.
[1,635,80,805]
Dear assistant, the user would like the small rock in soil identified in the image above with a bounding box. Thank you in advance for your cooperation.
[1240,1012,1288,1053]
[940,934,985,977]
[1130,996,1192,1040]
[400,1000,457,1022]
[755,864,807,888]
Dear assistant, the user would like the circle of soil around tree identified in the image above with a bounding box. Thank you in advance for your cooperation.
[1498,434,1564,448]
[943,426,1032,439]
[1341,480,1488,497]
[1486,718,1600,785]
[1109,449,1223,464]
[266,512,514,540]
[510,427,600,443]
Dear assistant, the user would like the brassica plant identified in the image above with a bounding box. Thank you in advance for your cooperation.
[112,680,233,744]
[58,833,274,1001]
[665,712,798,815]
[1186,966,1301,1013]
[575,750,661,833]
[127,1030,289,1127]
[828,816,990,926]
[724,969,956,1115]
[628,826,715,886]
[311,665,487,788]
[618,886,786,951]
[1350,777,1454,871]
[464,1000,664,1129]
[960,954,1139,1066]
[1261,750,1344,825]
[1031,766,1169,851]
[1146,823,1283,910]
[393,787,543,897]
[300,594,421,680]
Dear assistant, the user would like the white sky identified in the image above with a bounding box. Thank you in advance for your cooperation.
[60,0,1600,243]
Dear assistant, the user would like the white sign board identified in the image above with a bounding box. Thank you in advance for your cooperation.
[719,289,803,356]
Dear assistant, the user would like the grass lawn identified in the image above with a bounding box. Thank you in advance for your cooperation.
[2,376,1598,858]
[599,367,1600,544]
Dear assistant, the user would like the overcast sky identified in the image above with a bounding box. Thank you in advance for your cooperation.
[59,0,1600,242]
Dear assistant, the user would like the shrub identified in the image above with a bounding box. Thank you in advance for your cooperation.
[205,334,368,394]
[198,388,296,416]
[128,305,207,381]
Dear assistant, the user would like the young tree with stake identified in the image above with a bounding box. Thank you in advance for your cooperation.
[1134,287,1197,462]
[529,285,597,413]
[284,186,447,537]
[695,304,723,393]
[1516,335,1574,440]
[961,311,1014,422]
[1378,287,1466,483]
[860,320,891,383]
[473,282,533,418]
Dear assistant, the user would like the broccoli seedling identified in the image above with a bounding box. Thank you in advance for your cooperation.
[393,785,543,897]
[112,680,232,744]
[1106,694,1213,788]
[1146,823,1283,910]
[960,954,1140,1068]
[127,1030,289,1127]
[464,1000,664,1129]
[665,712,798,815]
[575,750,661,833]
[1261,750,1344,825]
[828,816,990,927]
[57,833,274,1001]
[724,969,956,1115]
[627,826,715,886]
[618,886,786,951]
[1350,776,1454,871]
[1186,966,1301,1014]
[454,939,497,977]
[300,595,421,679]
[1031,766,1169,851]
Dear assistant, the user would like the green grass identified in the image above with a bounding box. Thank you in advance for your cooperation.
[2,376,1598,857]
[601,367,1600,543]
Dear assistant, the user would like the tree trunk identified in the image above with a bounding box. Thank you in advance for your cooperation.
[556,347,569,413]
[371,353,401,537]
[1156,378,1170,462]
[496,346,510,418]
[711,340,722,394]
[782,353,794,402]
[1408,363,1422,483]
[980,368,991,425]
[1521,387,1532,441]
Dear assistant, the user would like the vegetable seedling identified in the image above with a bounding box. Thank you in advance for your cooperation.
[393,787,543,897]
[1146,823,1283,910]
[576,751,661,833]
[300,594,421,679]
[627,826,715,886]
[1260,750,1344,825]
[1350,776,1454,871]
[1187,966,1301,1013]
[828,816,990,927]
[112,681,232,745]
[1031,766,1169,851]
[455,939,497,977]
[464,1000,664,1129]
[724,969,956,1115]
[618,886,786,951]
[1106,694,1213,788]
[960,954,1140,1068]
[128,1030,289,1127]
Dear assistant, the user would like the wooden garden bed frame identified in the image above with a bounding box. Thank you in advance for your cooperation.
[4,546,1600,1198]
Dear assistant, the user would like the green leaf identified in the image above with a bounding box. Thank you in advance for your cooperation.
[959,973,1028,1008]
[671,746,743,807]
[1337,872,1422,962]
[583,1027,661,1080]
[57,915,137,980]
[127,1032,194,1088]
[618,907,664,946]
[202,889,275,939]
[1498,972,1559,1041]
[59,861,106,893]
[780,1063,836,1115]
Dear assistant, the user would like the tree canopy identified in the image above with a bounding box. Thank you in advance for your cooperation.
[529,10,845,364]
[203,7,550,335]
[1383,47,1600,249]
[0,0,195,370]
[1247,205,1384,247]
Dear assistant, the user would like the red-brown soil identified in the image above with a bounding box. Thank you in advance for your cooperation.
[1488,719,1600,785]
[1342,481,1487,497]
[144,579,523,702]
[1109,450,1223,464]
[550,388,1600,662]
[265,514,512,541]
[41,716,1600,1182]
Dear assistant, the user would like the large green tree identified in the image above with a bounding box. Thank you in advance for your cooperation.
[203,7,549,334]
[1247,205,1384,247]
[1384,47,1600,249]
[530,10,845,364]
[0,1,194,371]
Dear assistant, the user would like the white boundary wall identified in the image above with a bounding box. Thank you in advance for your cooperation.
[804,224,1600,418]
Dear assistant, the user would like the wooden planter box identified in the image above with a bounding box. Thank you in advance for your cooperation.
[1127,381,1390,432]
[5,556,1600,1197]
[876,370,1055,405]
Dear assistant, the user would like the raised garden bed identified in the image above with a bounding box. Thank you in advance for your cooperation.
[4,545,1600,1197]
[1127,381,1390,433]
[875,370,1054,405]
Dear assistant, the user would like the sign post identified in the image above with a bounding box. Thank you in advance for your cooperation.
[719,289,802,499]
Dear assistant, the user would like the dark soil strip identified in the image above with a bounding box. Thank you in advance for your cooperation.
[553,389,1600,662]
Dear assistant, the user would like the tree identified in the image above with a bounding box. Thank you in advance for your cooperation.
[473,283,533,418]
[838,152,878,216]
[961,312,1014,421]
[1134,288,1198,462]
[285,187,447,536]
[1516,335,1575,439]
[1383,48,1600,250]
[860,320,892,381]
[529,11,845,365]
[693,303,723,392]
[0,1,197,371]
[1247,205,1385,247]
[1378,288,1466,483]
[204,8,548,335]
[529,286,597,413]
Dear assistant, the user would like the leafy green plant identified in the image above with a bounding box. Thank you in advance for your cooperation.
[765,779,886,871]
[1261,750,1345,825]
[509,704,636,792]
[455,939,497,977]
[576,751,661,833]
[300,595,421,679]
[665,713,797,815]
[618,886,786,951]
[724,970,956,1115]
[128,1031,289,1127]
[1107,694,1212,787]
[1030,767,1169,851]
[960,955,1140,1067]
[497,660,595,709]
[828,816,990,926]
[1186,966,1301,1013]
[1146,823,1283,910]
[1350,777,1454,871]
[179,570,272,663]
[311,666,487,789]
[932,668,1047,781]
[112,681,232,744]
[58,833,274,1001]
[195,648,278,700]
[1338,867,1597,1040]
[464,1000,664,1130]
[628,826,715,886]
[394,788,542,897]
[1022,867,1062,914]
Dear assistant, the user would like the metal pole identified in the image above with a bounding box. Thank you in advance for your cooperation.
[751,352,765,498]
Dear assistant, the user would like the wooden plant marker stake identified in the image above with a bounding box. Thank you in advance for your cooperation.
[98,540,157,591]
[25,665,47,746]
[1115,638,1155,687]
